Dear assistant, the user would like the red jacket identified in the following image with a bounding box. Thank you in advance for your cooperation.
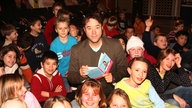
[31,68,67,102]
[44,17,56,45]
[127,50,157,65]
[103,24,119,37]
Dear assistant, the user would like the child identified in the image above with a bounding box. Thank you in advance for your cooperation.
[124,26,135,40]
[0,44,20,74]
[103,16,119,38]
[50,17,77,92]
[30,50,67,105]
[147,48,192,108]
[43,95,72,108]
[0,74,41,108]
[172,30,188,53]
[25,16,49,72]
[117,10,128,34]
[133,16,145,38]
[142,16,168,59]
[74,78,107,108]
[126,36,157,65]
[167,20,184,43]
[44,2,63,45]
[107,88,132,108]
[150,25,161,43]
[16,33,34,84]
[0,24,18,47]
[115,57,165,108]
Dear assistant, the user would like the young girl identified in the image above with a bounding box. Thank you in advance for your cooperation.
[147,48,192,108]
[115,57,165,108]
[107,88,132,108]
[0,74,41,108]
[0,44,20,74]
[75,79,107,108]
[43,95,72,108]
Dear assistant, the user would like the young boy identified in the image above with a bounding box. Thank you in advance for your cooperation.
[142,16,168,59]
[16,33,34,84]
[50,17,77,92]
[25,16,49,72]
[0,24,18,47]
[44,2,63,45]
[125,26,135,40]
[172,30,192,72]
[31,51,67,105]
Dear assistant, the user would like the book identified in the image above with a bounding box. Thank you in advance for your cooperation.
[85,53,113,79]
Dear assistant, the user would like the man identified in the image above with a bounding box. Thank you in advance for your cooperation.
[67,14,128,96]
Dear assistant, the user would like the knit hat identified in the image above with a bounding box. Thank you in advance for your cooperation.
[126,36,144,52]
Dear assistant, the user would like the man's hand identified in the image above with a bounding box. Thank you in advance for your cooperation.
[103,73,113,83]
[80,65,88,77]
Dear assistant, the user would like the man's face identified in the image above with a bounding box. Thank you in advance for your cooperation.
[84,18,102,44]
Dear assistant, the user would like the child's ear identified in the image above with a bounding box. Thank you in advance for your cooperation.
[153,41,157,46]
[127,67,131,75]
[175,37,178,41]
[40,62,43,68]
[55,28,58,33]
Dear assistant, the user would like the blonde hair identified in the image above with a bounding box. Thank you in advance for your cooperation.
[107,88,132,108]
[75,79,107,108]
[0,74,23,106]
[43,95,72,108]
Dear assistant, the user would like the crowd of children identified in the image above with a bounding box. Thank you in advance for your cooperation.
[1,1,192,108]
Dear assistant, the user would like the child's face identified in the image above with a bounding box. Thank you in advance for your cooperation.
[110,94,129,108]
[52,101,72,108]
[6,29,18,41]
[160,53,175,71]
[128,61,148,87]
[175,24,184,31]
[119,38,125,51]
[175,35,187,46]
[153,27,160,35]
[125,28,134,40]
[55,22,69,39]
[81,87,101,108]
[41,58,58,77]
[16,80,27,100]
[128,47,144,59]
[53,6,62,17]
[3,51,16,67]
[154,36,167,49]
[69,25,78,37]
[30,20,42,34]
[119,13,125,20]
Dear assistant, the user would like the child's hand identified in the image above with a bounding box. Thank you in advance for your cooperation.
[173,94,188,108]
[54,85,62,92]
[103,73,113,83]
[145,16,153,31]
[145,16,153,27]
[80,65,88,77]
[175,53,182,68]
